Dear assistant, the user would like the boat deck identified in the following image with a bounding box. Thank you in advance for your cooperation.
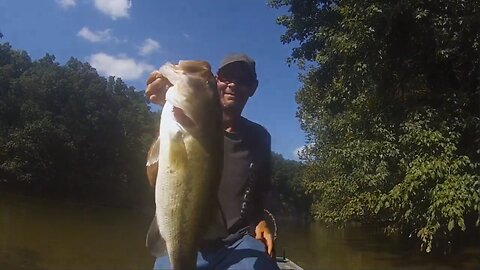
[276,257,303,270]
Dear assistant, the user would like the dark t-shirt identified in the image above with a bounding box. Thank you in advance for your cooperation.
[219,117,272,234]
[146,117,272,255]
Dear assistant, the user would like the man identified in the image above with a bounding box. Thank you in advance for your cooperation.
[145,53,279,270]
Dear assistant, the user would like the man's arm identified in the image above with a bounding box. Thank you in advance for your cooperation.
[254,130,274,257]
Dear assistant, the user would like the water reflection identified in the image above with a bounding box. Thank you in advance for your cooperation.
[1,193,479,270]
[0,246,45,270]
[275,220,480,270]
[0,192,154,270]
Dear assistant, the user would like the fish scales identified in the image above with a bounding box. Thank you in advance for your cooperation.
[151,61,224,270]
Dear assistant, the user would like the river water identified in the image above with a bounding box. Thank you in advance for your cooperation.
[1,192,479,270]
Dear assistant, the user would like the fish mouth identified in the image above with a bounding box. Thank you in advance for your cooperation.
[172,106,195,128]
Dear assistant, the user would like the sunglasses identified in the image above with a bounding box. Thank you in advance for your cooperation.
[216,75,255,86]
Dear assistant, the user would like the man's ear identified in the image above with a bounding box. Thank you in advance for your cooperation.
[249,79,259,97]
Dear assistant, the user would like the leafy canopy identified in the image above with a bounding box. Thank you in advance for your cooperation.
[270,0,480,252]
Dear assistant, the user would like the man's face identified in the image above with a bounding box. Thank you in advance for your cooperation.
[216,62,258,115]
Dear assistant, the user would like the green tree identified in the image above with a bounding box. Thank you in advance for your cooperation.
[0,43,158,206]
[271,152,311,218]
[270,0,480,252]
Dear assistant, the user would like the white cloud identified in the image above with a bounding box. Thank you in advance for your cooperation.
[293,145,305,160]
[293,143,314,160]
[77,27,113,43]
[56,0,76,8]
[139,38,160,56]
[94,0,131,19]
[183,33,191,40]
[88,53,154,81]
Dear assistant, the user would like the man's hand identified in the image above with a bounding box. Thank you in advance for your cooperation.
[255,219,274,257]
[145,70,171,105]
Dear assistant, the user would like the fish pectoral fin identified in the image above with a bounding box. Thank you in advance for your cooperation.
[146,215,168,257]
[146,137,160,166]
[146,137,160,187]
[203,200,228,240]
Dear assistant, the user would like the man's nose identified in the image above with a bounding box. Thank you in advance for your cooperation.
[226,82,237,89]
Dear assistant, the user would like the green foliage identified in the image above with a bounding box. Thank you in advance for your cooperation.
[270,0,480,252]
[0,43,158,205]
[378,109,479,252]
[271,152,311,217]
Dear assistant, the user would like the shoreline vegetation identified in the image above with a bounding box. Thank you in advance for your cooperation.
[3,0,480,254]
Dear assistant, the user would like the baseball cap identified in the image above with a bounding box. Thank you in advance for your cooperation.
[218,53,257,80]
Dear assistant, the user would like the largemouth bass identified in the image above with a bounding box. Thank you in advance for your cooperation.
[146,61,226,269]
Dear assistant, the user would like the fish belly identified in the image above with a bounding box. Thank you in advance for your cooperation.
[155,102,218,269]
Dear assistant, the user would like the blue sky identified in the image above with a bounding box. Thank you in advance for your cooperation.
[0,0,306,160]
